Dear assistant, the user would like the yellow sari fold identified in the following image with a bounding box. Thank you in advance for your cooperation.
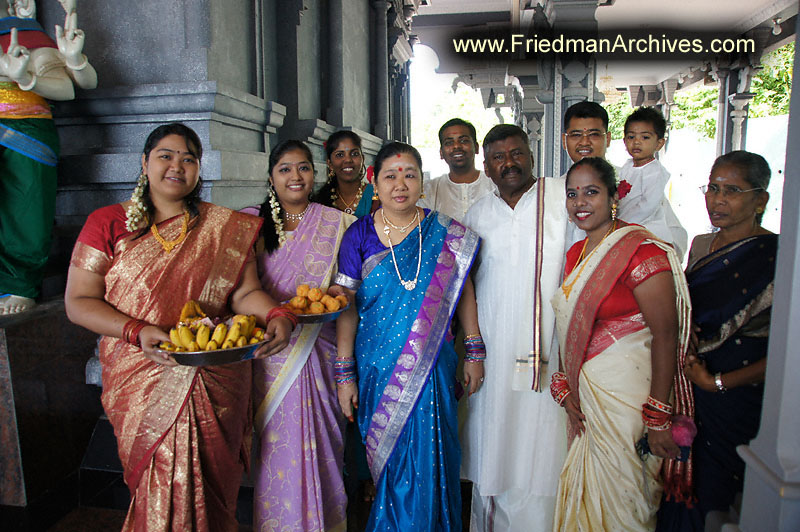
[71,202,262,532]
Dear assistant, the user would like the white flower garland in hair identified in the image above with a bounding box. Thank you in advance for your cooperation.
[125,173,149,232]
[268,186,286,246]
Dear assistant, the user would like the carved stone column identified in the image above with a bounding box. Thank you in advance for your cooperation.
[327,0,345,126]
[372,0,392,140]
[728,92,755,151]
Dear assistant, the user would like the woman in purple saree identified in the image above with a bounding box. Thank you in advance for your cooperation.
[244,140,355,531]
[333,142,483,531]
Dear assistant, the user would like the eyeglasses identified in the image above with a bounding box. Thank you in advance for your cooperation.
[700,184,764,197]
[565,130,606,140]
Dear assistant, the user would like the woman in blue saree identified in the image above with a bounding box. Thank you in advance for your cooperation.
[657,151,776,531]
[333,142,484,531]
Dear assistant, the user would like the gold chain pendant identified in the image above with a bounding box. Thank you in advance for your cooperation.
[151,211,189,253]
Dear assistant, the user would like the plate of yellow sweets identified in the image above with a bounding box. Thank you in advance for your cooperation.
[154,300,270,366]
[282,284,350,323]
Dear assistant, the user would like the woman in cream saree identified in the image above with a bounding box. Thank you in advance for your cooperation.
[550,158,692,532]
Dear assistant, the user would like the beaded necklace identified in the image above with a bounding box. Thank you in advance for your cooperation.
[381,208,422,291]
[284,203,310,223]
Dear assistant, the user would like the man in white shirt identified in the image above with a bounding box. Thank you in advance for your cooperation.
[462,124,569,532]
[561,101,687,258]
[419,118,496,222]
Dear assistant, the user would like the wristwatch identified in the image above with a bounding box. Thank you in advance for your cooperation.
[714,372,727,393]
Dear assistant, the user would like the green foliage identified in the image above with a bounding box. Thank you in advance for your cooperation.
[750,41,794,118]
[605,98,634,139]
[411,80,512,149]
[668,41,794,138]
[671,86,719,138]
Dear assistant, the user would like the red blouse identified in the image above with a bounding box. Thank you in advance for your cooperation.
[75,204,134,258]
[565,239,671,320]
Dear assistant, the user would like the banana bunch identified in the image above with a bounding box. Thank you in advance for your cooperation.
[158,300,265,352]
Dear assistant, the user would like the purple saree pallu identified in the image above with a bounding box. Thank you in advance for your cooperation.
[247,203,350,532]
[339,212,479,531]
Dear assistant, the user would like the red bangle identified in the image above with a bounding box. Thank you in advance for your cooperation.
[265,306,298,330]
[550,372,571,406]
[122,318,149,347]
[642,403,672,430]
[646,395,673,414]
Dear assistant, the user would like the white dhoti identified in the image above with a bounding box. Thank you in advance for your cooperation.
[461,178,571,532]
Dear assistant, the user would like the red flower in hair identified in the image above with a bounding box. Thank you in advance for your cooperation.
[617,180,632,199]
[366,165,374,183]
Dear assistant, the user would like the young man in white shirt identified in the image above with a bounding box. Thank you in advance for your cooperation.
[419,118,496,222]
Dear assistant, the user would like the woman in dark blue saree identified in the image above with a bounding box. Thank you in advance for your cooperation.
[333,142,484,531]
[658,151,776,531]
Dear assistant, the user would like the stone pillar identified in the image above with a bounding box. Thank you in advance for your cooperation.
[327,0,345,126]
[372,0,392,140]
[723,23,800,532]
[44,0,288,278]
[713,67,735,156]
[729,92,755,151]
[539,0,601,178]
[524,111,545,177]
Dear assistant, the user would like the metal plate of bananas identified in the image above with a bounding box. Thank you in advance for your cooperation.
[164,340,269,367]
[153,300,270,366]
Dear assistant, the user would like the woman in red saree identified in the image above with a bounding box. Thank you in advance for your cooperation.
[65,123,294,531]
[550,157,692,531]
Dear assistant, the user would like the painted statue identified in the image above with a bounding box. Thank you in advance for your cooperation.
[0,0,97,314]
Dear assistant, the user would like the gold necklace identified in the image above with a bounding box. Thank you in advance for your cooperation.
[334,182,365,214]
[382,208,418,232]
[561,221,616,300]
[150,211,189,253]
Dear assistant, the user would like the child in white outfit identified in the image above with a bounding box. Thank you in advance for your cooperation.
[617,106,687,259]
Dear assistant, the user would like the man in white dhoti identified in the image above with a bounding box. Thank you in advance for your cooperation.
[461,124,569,531]
[418,118,496,222]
